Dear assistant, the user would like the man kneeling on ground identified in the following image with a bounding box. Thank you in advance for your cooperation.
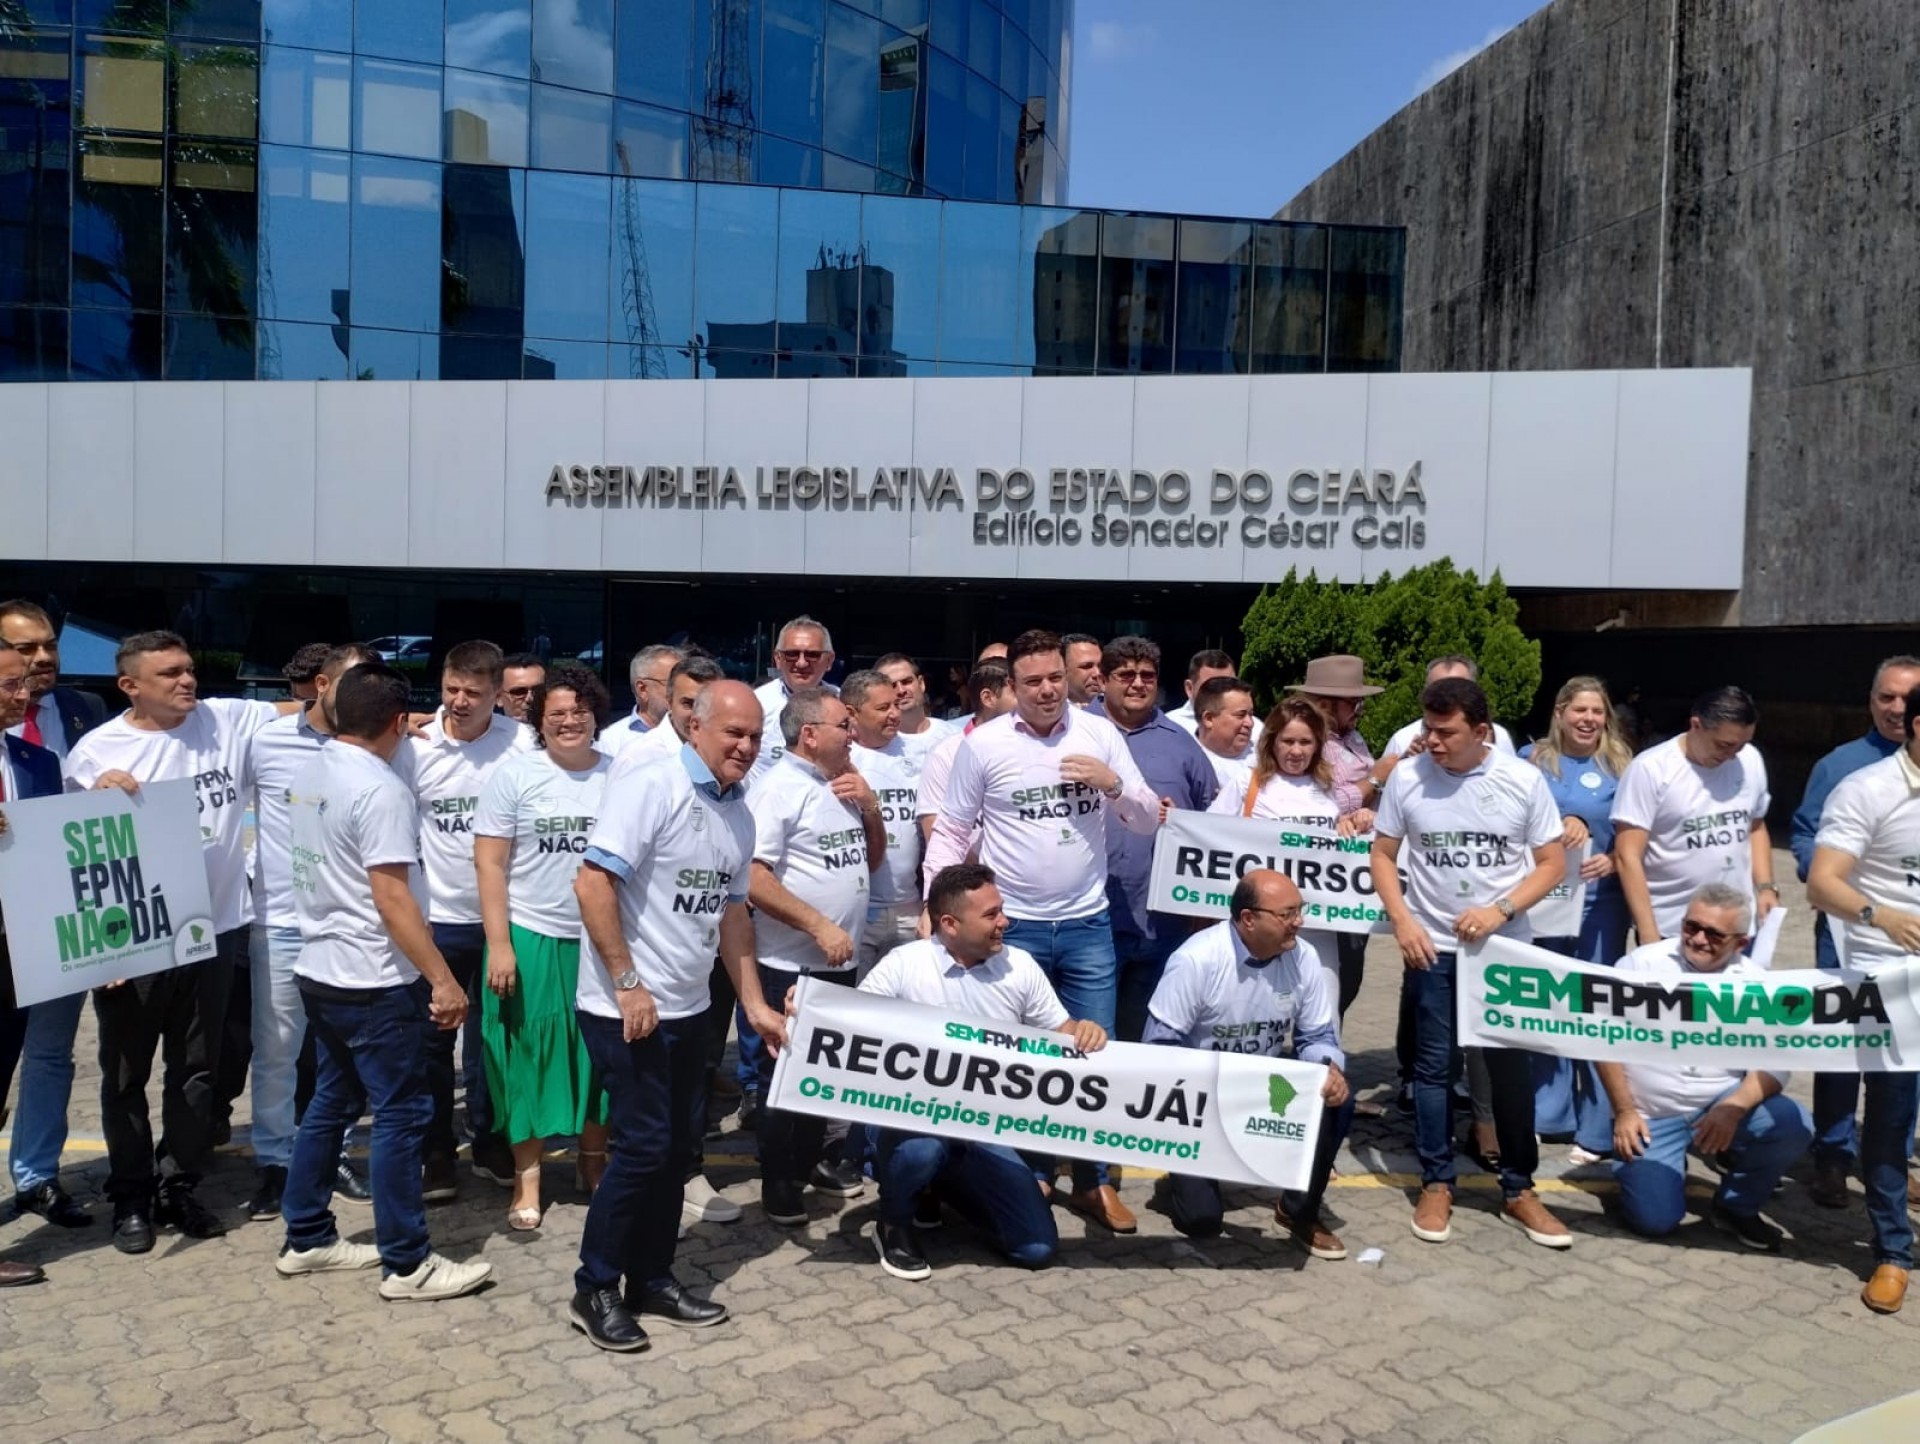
[1598,882,1811,1250]
[856,864,1107,1281]
[1144,869,1354,1259]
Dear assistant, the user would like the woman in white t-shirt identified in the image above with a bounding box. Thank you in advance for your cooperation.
[474,665,614,1231]
[1209,697,1372,989]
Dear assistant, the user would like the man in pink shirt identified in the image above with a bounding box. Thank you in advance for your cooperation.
[925,630,1158,1233]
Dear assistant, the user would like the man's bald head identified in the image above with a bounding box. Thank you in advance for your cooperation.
[689,679,765,787]
[1228,869,1305,957]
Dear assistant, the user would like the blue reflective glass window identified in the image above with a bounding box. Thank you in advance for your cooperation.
[615,101,689,178]
[534,0,615,92]
[761,0,824,146]
[774,188,860,371]
[822,3,878,165]
[355,0,443,66]
[259,319,350,380]
[962,68,997,200]
[0,36,72,307]
[441,164,526,335]
[350,154,441,334]
[924,49,963,197]
[1173,218,1251,375]
[1326,227,1403,373]
[820,153,872,191]
[74,0,155,33]
[966,0,997,80]
[929,0,964,58]
[615,0,692,110]
[173,43,259,141]
[613,342,695,378]
[936,200,1017,364]
[756,136,821,188]
[692,0,761,180]
[449,0,532,78]
[858,193,936,368]
[1250,222,1325,374]
[876,0,927,29]
[875,29,925,192]
[70,307,162,379]
[262,47,352,149]
[351,326,438,380]
[79,36,168,134]
[1097,212,1175,372]
[172,0,262,42]
[692,183,775,365]
[0,307,68,381]
[166,314,255,379]
[524,339,610,378]
[532,83,612,169]
[260,146,350,324]
[1020,205,1096,373]
[609,177,695,354]
[168,141,257,318]
[263,0,349,50]
[994,93,1018,201]
[73,135,165,311]
[525,171,612,340]
[442,333,525,378]
[355,57,442,161]
[998,15,1025,97]
[445,69,531,165]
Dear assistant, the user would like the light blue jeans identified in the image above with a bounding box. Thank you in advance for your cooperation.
[250,923,309,1169]
[1611,1090,1812,1237]
[8,989,86,1193]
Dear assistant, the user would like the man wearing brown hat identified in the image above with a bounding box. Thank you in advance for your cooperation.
[1289,656,1385,1016]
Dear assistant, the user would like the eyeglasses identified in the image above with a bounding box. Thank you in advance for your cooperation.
[1245,905,1304,923]
[0,676,26,696]
[1109,669,1158,685]
[1679,919,1740,947]
[543,707,596,724]
[810,718,853,732]
[778,649,825,663]
[505,685,538,697]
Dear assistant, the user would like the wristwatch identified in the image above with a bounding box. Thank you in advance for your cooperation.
[1494,897,1516,921]
[612,967,642,991]
[1756,882,1780,897]
[1860,904,1877,927]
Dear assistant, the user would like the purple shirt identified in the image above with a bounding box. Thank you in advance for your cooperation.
[1090,699,1220,939]
[1324,727,1375,817]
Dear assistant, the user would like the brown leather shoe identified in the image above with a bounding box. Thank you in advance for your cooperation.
[1411,1182,1453,1243]
[1809,1161,1851,1209]
[1863,1264,1910,1315]
[1063,1184,1137,1233]
[0,1258,45,1287]
[1275,1201,1347,1260]
[1503,1189,1572,1249]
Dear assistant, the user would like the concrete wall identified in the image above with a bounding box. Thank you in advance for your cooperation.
[1279,0,1920,629]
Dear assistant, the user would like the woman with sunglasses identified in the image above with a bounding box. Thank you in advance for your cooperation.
[473,664,614,1231]
[1522,676,1636,1160]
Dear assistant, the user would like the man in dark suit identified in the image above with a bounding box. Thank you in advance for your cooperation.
[1,599,108,761]
[0,644,58,1285]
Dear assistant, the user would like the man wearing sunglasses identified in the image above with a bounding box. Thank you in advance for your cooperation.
[751,615,837,782]
[1597,882,1811,1252]
[498,653,546,724]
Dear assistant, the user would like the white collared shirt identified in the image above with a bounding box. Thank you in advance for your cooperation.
[860,936,1069,1030]
[5,693,69,758]
[596,709,651,757]
[750,677,838,781]
[402,709,534,924]
[1168,701,1262,761]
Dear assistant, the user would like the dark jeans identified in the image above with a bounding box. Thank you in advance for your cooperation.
[1170,1093,1356,1237]
[1334,933,1368,1019]
[1409,952,1539,1194]
[283,980,434,1276]
[0,932,25,1121]
[1003,911,1117,1194]
[426,922,493,1156]
[681,957,736,1183]
[875,1130,1057,1267]
[213,946,253,1130]
[93,932,242,1202]
[1808,922,1862,1169]
[1113,925,1182,1045]
[754,966,857,1183]
[576,1007,708,1296]
[1863,1071,1920,1268]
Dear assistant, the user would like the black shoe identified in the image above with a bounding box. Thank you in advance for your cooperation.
[155,1180,227,1239]
[248,1166,287,1222]
[633,1279,729,1328]
[1394,1082,1415,1118]
[913,1191,944,1230]
[423,1152,459,1204]
[1710,1199,1785,1253]
[15,1180,92,1229]
[569,1287,650,1353]
[762,1177,807,1226]
[737,1090,764,1131]
[212,1117,232,1149]
[872,1221,932,1281]
[808,1158,867,1198]
[469,1133,516,1188]
[0,1258,45,1287]
[335,1158,373,1205]
[1810,1160,1851,1209]
[112,1204,155,1255]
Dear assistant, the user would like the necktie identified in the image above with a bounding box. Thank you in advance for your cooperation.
[22,701,42,748]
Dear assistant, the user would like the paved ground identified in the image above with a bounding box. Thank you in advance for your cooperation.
[2,855,1915,1443]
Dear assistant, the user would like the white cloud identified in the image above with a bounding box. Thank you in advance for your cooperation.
[1412,24,1513,98]
[1087,20,1155,62]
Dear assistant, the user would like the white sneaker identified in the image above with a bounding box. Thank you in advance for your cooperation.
[377,1252,493,1302]
[682,1175,744,1225]
[276,1238,383,1276]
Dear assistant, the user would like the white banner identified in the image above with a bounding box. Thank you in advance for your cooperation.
[1147,810,1389,934]
[0,780,218,1006]
[1458,932,1920,1072]
[1528,842,1589,939]
[768,977,1328,1189]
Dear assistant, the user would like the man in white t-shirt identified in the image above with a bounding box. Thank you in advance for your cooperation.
[277,663,490,1302]
[1190,675,1258,792]
[925,629,1158,1233]
[859,863,1108,1282]
[66,629,291,1254]
[1613,686,1776,947]
[569,680,785,1352]
[610,652,723,779]
[1596,883,1809,1251]
[750,614,837,781]
[1370,675,1569,1251]
[598,644,681,758]
[875,652,958,776]
[403,640,532,1200]
[1808,687,1920,1316]
[1145,870,1353,1260]
[747,687,883,1224]
[915,658,1013,857]
[1169,650,1263,761]
[846,669,925,972]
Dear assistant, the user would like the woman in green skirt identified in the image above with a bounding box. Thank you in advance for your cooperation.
[474,664,614,1230]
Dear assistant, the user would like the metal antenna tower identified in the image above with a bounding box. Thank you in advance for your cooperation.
[614,140,667,379]
[693,0,755,183]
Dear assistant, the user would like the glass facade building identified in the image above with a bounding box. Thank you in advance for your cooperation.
[0,2,1403,382]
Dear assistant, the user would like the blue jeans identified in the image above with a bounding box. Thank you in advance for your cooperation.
[1113,924,1183,1046]
[576,1008,708,1296]
[1532,889,1630,1154]
[284,980,434,1276]
[7,989,85,1194]
[1611,1090,1812,1236]
[1808,922,1861,1168]
[1003,911,1117,1194]
[1862,1071,1920,1268]
[248,924,307,1169]
[735,1000,766,1093]
[426,922,493,1154]
[1409,951,1539,1194]
[875,1130,1058,1268]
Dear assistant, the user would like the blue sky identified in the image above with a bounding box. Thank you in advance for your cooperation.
[1065,0,1552,217]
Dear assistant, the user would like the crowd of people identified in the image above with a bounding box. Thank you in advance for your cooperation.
[0,596,1917,1342]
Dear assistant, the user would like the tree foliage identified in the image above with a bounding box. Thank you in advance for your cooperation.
[1238,561,1542,753]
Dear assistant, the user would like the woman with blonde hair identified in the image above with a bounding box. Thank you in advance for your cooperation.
[1523,675,1635,1160]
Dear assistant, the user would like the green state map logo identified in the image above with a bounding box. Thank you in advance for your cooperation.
[1267,1074,1298,1117]
[1243,1070,1308,1141]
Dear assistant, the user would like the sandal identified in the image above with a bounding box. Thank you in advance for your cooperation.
[508,1165,543,1231]
[576,1148,607,1197]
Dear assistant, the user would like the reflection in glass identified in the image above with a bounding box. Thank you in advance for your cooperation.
[962,69,996,202]
[355,0,445,66]
[448,0,532,78]
[966,0,997,82]
[524,338,609,378]
[614,101,688,180]
[170,0,264,44]
[821,153,873,192]
[260,146,349,325]
[355,57,442,161]
[609,178,695,369]
[532,83,612,170]
[441,164,527,337]
[614,341,696,379]
[80,42,167,133]
[771,188,860,375]
[692,0,759,182]
[261,47,351,150]
[691,182,774,370]
[350,154,442,335]
[761,0,823,145]
[167,314,254,378]
[1022,204,1096,373]
[73,134,165,311]
[1327,227,1403,373]
[0,37,73,308]
[351,325,438,380]
[1250,222,1325,373]
[1174,219,1251,375]
[445,69,531,166]
[0,306,68,381]
[533,0,615,93]
[70,306,162,379]
[822,3,877,165]
[756,135,821,188]
[859,193,936,370]
[615,0,692,111]
[998,13,1025,98]
[929,0,964,59]
[1097,212,1173,373]
[264,0,351,51]
[924,49,963,197]
[174,44,259,140]
[875,28,926,193]
[258,318,350,380]
[525,171,611,340]
[442,333,526,378]
[937,200,1017,364]
[167,141,257,320]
